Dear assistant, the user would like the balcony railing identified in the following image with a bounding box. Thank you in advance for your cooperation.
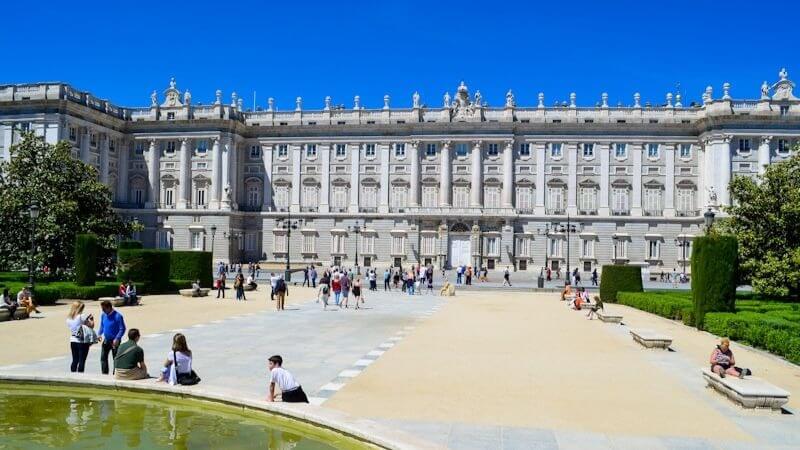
[516,208,534,214]
[611,210,631,216]
[643,209,663,217]
[332,207,349,213]
[300,206,318,212]
[676,209,700,217]
[359,207,378,213]
[239,205,263,212]
[545,208,565,215]
[390,207,407,213]
[578,209,598,216]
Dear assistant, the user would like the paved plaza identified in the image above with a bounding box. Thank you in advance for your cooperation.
[1,286,798,449]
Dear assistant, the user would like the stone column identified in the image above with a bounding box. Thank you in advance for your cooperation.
[116,140,130,202]
[632,143,643,215]
[99,134,110,184]
[44,123,59,145]
[221,138,231,209]
[210,138,221,209]
[439,141,451,206]
[178,138,191,208]
[599,143,610,215]
[262,143,273,210]
[229,140,239,208]
[664,144,676,217]
[409,141,420,207]
[320,143,331,213]
[379,143,390,214]
[349,143,360,213]
[535,142,545,213]
[1,125,12,163]
[502,140,514,208]
[567,142,577,214]
[146,139,159,208]
[470,140,482,207]
[717,136,732,206]
[291,144,301,212]
[758,136,771,176]
[80,128,91,165]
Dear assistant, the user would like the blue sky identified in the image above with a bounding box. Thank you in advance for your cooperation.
[2,0,797,110]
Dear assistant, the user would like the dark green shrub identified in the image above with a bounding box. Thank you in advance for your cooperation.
[169,251,212,288]
[118,240,143,250]
[616,291,693,320]
[703,311,800,364]
[692,235,739,328]
[74,234,98,286]
[599,265,643,302]
[117,249,171,290]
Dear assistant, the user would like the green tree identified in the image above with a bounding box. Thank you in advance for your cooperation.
[0,132,131,275]
[725,147,800,298]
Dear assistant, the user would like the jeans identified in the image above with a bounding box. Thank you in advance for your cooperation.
[407,283,415,295]
[100,339,118,375]
[334,291,341,305]
[217,285,225,298]
[384,280,390,291]
[70,342,90,373]
[311,278,316,288]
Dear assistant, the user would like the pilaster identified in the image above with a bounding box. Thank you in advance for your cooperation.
[409,141,420,207]
[502,140,514,208]
[146,139,159,208]
[349,143,360,213]
[567,142,577,215]
[178,138,190,208]
[664,144,676,217]
[631,143,643,216]
[758,136,772,176]
[262,143,273,210]
[599,143,610,215]
[379,143,390,214]
[440,141,452,207]
[470,140,482,207]
[209,138,221,209]
[320,143,331,213]
[534,142,546,214]
[99,134,110,184]
[291,144,301,213]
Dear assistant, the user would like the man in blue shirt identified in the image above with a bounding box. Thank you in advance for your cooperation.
[98,300,126,375]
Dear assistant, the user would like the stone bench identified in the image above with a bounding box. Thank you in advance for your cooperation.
[1,308,31,321]
[179,288,210,297]
[630,329,672,349]
[702,368,789,410]
[98,296,143,307]
[597,310,623,323]
[243,284,257,292]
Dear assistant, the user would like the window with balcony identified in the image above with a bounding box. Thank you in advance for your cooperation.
[278,144,288,157]
[611,184,630,215]
[190,231,203,251]
[643,186,663,216]
[484,186,500,208]
[487,143,499,156]
[361,184,378,210]
[426,143,437,156]
[302,185,318,209]
[332,185,349,210]
[647,143,660,158]
[519,143,530,156]
[164,188,174,206]
[245,233,258,251]
[516,185,533,212]
[365,144,376,157]
[391,185,408,209]
[195,188,207,206]
[394,143,406,157]
[274,185,290,210]
[676,184,696,215]
[134,189,144,205]
[453,186,470,208]
[335,144,346,157]
[247,185,260,207]
[273,232,287,253]
[578,185,597,214]
[422,185,438,207]
[546,184,565,214]
[550,143,563,158]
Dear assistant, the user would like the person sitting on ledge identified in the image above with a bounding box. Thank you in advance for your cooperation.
[125,281,138,305]
[191,279,201,297]
[114,328,149,380]
[17,287,41,316]
[267,355,308,403]
[560,282,573,302]
[586,295,604,320]
[571,287,587,310]
[710,338,745,379]
[2,288,18,319]
[159,333,200,385]
[246,274,257,289]
[118,281,127,300]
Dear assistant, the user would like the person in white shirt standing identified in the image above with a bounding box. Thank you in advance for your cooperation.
[267,355,308,403]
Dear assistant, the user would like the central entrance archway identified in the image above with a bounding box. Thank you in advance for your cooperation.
[448,223,472,267]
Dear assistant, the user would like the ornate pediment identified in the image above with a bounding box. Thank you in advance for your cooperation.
[160,77,184,108]
[771,68,797,101]
[447,82,484,122]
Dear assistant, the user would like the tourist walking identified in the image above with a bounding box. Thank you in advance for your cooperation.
[269,272,280,301]
[98,300,126,375]
[503,266,512,286]
[310,266,318,288]
[353,277,363,309]
[274,276,288,311]
[406,271,415,296]
[591,269,598,286]
[318,281,330,309]
[234,274,245,301]
[340,272,351,308]
[114,328,149,380]
[332,274,342,306]
[159,333,200,385]
[267,355,308,403]
[302,266,310,287]
[368,269,377,291]
[67,301,96,373]
[216,274,226,298]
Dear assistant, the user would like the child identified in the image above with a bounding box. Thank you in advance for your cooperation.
[267,355,308,403]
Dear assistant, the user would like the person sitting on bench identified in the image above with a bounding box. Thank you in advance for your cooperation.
[586,295,604,320]
[710,338,745,379]
[125,281,138,305]
[191,279,202,297]
[560,282,573,301]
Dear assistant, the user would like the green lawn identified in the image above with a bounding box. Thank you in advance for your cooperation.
[617,290,800,364]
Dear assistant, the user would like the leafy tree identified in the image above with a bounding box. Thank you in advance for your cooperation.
[725,146,800,298]
[0,132,131,276]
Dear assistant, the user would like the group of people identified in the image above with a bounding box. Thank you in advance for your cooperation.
[543,267,599,286]
[117,281,139,306]
[64,299,307,402]
[1,286,41,319]
[220,262,261,278]
[315,268,364,309]
[560,283,603,319]
[660,269,688,286]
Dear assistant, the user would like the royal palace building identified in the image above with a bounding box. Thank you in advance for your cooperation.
[1,70,799,276]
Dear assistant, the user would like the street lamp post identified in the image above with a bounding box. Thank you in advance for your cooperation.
[28,202,40,291]
[553,215,578,282]
[674,237,689,276]
[348,220,362,274]
[612,235,620,263]
[210,225,217,257]
[704,207,716,233]
[278,212,302,282]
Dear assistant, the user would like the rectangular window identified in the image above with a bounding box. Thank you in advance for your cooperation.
[647,143,659,158]
[548,238,562,258]
[550,143,562,158]
[365,144,376,157]
[132,141,144,155]
[336,144,346,157]
[516,186,533,211]
[165,141,176,153]
[250,145,261,159]
[274,232,287,253]
[247,186,260,207]
[302,234,315,254]
[134,189,144,205]
[453,186,470,208]
[306,144,317,157]
[278,144,288,157]
[676,188,695,212]
[109,139,116,152]
[90,133,97,147]
[615,143,627,158]
[484,186,500,208]
[196,188,206,206]
[583,143,594,158]
[69,127,77,141]
[488,143,499,156]
[394,143,406,157]
[422,236,436,255]
[738,139,751,152]
[361,185,378,208]
[332,186,348,209]
[165,188,174,206]
[486,237,499,256]
[778,139,789,153]
[422,186,438,207]
[516,237,531,257]
[330,234,346,254]
[274,186,290,209]
[519,143,530,156]
[644,189,662,215]
[613,239,627,259]
[302,185,318,208]
[167,112,175,120]
[391,236,405,255]
[547,187,565,213]
[780,105,790,116]
[362,235,375,254]
[455,143,468,157]
[648,240,660,259]
[426,143,437,157]
[391,185,408,208]
[612,188,630,214]
[196,140,208,153]
[190,232,203,251]
[582,239,594,258]
[578,187,597,213]
[245,233,257,251]
[680,144,691,158]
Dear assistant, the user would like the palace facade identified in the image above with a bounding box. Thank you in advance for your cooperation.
[1,70,799,276]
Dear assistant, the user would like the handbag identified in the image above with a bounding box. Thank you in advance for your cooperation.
[172,351,201,385]
[81,325,99,345]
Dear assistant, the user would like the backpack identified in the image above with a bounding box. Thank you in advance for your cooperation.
[321,284,329,294]
[275,279,286,293]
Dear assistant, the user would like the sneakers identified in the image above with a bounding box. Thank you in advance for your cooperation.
[719,371,726,378]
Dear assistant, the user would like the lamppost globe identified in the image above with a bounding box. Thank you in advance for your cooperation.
[703,207,716,231]
[29,203,40,219]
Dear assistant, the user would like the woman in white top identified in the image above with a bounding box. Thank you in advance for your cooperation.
[159,333,200,385]
[66,301,94,373]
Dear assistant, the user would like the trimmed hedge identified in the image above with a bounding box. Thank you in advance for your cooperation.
[74,234,98,286]
[599,265,643,302]
[169,251,212,288]
[703,312,800,364]
[117,249,171,290]
[691,235,739,328]
[118,240,143,250]
[617,291,694,322]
